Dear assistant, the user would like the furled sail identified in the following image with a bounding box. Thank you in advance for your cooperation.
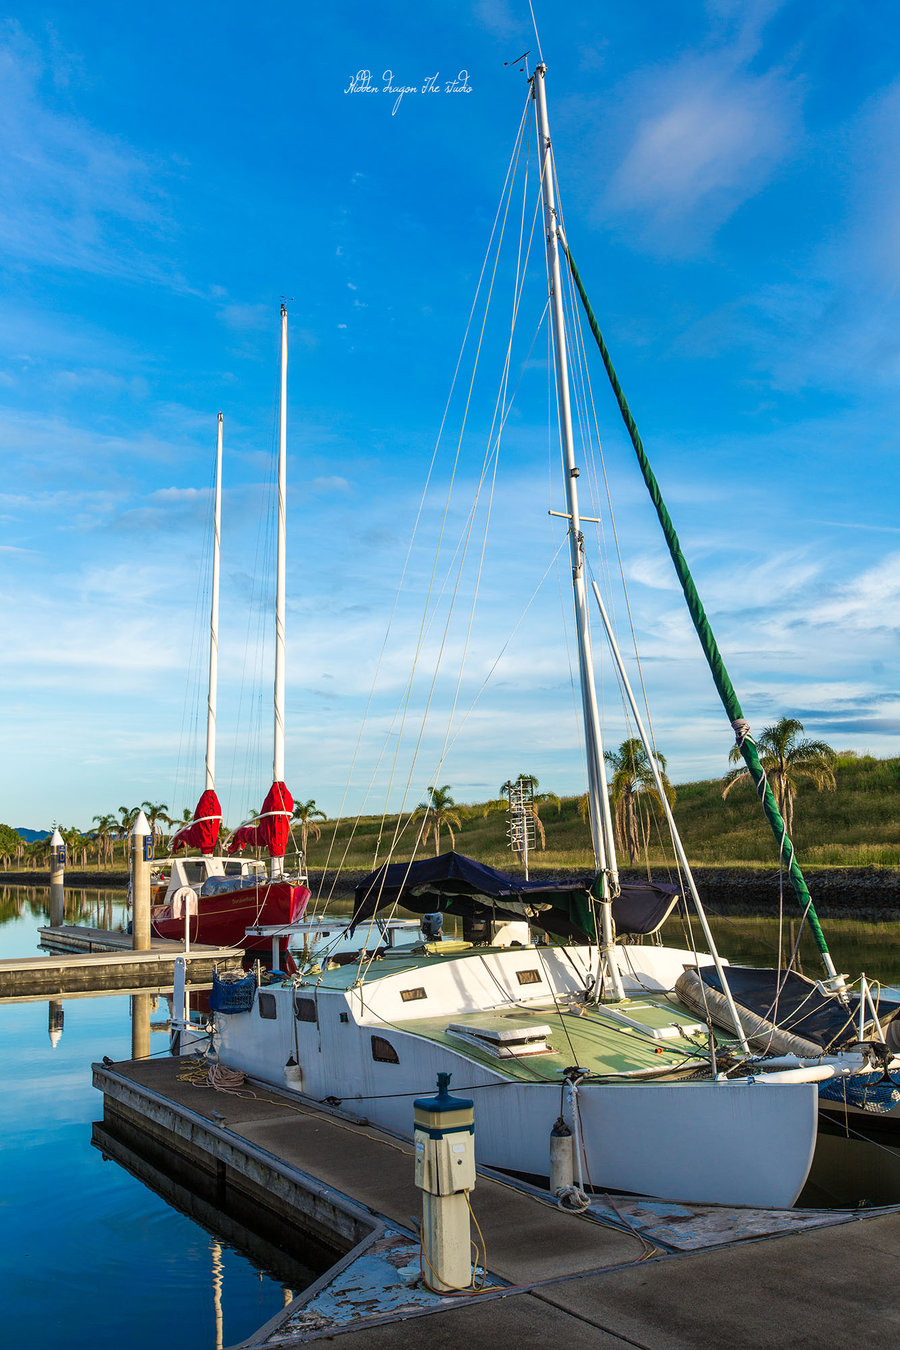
[226,781,294,858]
[171,788,222,856]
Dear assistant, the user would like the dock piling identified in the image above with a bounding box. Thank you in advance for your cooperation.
[49,827,65,927]
[131,811,152,952]
[131,991,151,1060]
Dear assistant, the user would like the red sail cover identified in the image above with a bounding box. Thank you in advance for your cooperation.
[226,781,294,858]
[171,789,222,855]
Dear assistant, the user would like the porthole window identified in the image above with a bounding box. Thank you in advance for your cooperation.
[294,996,316,1023]
[258,992,278,1019]
[371,1035,399,1064]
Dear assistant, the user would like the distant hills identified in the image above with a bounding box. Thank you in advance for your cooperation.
[14,828,50,842]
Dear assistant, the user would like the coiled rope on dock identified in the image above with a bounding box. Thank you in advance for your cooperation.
[177,1060,258,1098]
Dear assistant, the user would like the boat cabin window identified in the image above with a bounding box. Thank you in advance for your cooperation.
[181,861,208,885]
[257,993,278,1020]
[294,997,316,1023]
[223,861,245,877]
[371,1035,399,1064]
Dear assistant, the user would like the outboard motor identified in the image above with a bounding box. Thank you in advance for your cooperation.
[422,912,443,943]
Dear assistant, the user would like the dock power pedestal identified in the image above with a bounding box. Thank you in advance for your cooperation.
[413,1072,476,1291]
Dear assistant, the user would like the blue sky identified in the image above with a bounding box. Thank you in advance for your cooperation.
[1,1,899,833]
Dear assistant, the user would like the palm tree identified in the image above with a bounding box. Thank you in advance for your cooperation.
[419,785,462,856]
[141,801,172,847]
[722,716,836,836]
[61,825,88,868]
[118,805,139,863]
[24,837,49,869]
[604,738,675,865]
[92,814,117,867]
[291,799,327,858]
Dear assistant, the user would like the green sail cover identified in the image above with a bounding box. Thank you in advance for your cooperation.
[563,243,831,964]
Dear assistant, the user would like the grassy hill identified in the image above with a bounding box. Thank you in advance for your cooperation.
[305,752,900,873]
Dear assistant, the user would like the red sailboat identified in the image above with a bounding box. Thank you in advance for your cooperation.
[151,314,310,960]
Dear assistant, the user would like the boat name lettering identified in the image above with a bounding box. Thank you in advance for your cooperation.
[400,986,427,1002]
[516,969,542,986]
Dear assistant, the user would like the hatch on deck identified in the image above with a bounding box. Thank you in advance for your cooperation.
[446,1019,553,1057]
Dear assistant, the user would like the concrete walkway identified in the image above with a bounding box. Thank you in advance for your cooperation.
[1,934,241,998]
[96,1056,900,1349]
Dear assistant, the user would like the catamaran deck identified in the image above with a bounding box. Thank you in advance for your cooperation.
[289,946,725,1081]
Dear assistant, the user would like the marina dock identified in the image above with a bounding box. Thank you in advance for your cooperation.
[93,1054,900,1348]
[0,929,242,1000]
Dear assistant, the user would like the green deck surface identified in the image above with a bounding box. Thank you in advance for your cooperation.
[294,946,719,1082]
[397,1002,711,1082]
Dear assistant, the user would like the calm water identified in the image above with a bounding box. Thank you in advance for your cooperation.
[0,887,319,1350]
[3,884,899,1347]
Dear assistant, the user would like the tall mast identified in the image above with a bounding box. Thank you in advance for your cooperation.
[533,64,623,1000]
[205,413,223,792]
[533,64,611,874]
[274,304,287,787]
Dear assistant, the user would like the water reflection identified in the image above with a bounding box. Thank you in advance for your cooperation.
[48,998,64,1048]
[0,885,319,1350]
[5,878,900,1346]
[131,991,152,1060]
[212,1241,223,1350]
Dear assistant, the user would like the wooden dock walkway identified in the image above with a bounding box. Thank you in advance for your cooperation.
[0,928,242,1000]
[92,1054,900,1349]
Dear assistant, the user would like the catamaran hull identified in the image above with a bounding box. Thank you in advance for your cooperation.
[152,882,308,950]
[215,999,817,1209]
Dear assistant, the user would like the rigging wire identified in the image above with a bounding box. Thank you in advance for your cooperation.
[170,444,217,823]
[312,85,534,914]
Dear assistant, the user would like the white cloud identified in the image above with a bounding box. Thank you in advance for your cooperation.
[607,61,800,245]
[838,80,900,289]
[150,486,211,504]
[217,302,271,331]
[0,27,172,279]
[803,552,900,632]
[310,475,351,496]
[470,0,520,38]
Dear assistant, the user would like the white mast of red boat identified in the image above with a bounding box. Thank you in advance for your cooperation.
[271,304,288,880]
[206,412,223,793]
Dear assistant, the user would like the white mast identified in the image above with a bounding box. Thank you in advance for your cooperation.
[533,64,624,999]
[274,304,287,787]
[269,304,288,881]
[206,412,223,792]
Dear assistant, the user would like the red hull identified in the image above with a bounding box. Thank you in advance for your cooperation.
[151,880,309,949]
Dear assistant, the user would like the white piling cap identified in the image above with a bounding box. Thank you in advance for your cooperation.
[132,810,152,838]
[50,827,64,846]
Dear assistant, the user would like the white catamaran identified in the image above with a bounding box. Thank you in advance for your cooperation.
[202,66,876,1209]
